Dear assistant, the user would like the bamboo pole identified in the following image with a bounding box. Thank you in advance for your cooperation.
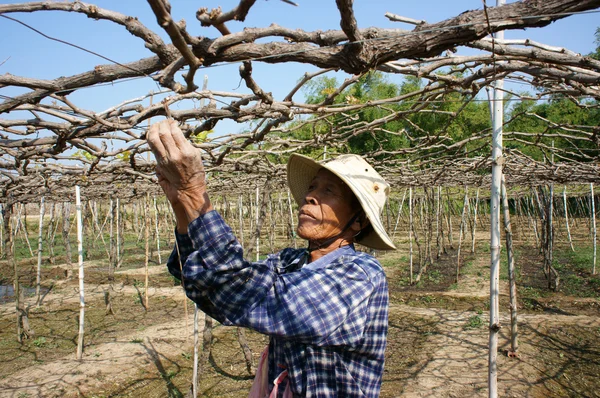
[116,198,122,268]
[591,183,597,275]
[548,184,554,288]
[108,200,116,282]
[75,186,85,360]
[255,186,260,262]
[488,6,504,394]
[445,188,454,250]
[437,186,445,257]
[144,194,150,309]
[456,187,468,283]
[287,189,297,249]
[563,187,574,252]
[36,197,45,306]
[154,196,162,265]
[46,202,56,264]
[238,195,245,248]
[501,175,518,357]
[5,204,21,342]
[0,203,4,258]
[192,303,200,398]
[471,188,480,253]
[409,187,414,284]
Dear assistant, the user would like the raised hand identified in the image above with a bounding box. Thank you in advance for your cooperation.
[147,119,213,232]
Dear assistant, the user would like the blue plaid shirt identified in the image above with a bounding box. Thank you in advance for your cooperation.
[167,210,388,397]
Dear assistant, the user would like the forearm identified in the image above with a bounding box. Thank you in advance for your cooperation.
[172,190,214,234]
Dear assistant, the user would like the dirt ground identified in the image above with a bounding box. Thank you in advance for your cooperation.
[1,241,599,398]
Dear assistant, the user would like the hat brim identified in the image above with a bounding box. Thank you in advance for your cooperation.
[287,153,396,250]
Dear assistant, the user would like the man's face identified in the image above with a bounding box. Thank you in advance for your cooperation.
[297,168,358,243]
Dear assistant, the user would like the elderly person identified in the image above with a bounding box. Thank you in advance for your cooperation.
[148,119,396,398]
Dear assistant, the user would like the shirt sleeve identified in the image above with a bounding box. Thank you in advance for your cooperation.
[174,210,379,346]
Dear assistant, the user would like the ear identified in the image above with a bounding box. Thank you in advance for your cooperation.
[350,212,369,234]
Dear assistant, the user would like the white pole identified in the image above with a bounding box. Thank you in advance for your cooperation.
[75,186,85,360]
[255,186,260,262]
[591,183,597,275]
[0,203,3,257]
[563,187,574,252]
[471,188,480,253]
[192,303,199,398]
[287,190,297,249]
[409,187,414,284]
[153,197,161,265]
[116,198,121,268]
[36,197,45,306]
[489,1,504,395]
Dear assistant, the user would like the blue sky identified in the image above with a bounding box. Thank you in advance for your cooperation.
[0,0,598,139]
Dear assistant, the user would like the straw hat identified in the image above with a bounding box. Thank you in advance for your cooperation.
[287,153,396,250]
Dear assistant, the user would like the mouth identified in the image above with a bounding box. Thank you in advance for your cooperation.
[299,210,317,220]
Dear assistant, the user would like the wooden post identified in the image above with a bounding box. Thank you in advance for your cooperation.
[75,186,85,360]
[116,198,122,268]
[488,9,504,394]
[563,187,574,252]
[548,184,554,288]
[154,196,162,265]
[109,200,116,282]
[46,202,56,264]
[238,195,245,248]
[437,186,445,257]
[255,186,260,262]
[409,187,414,285]
[0,203,4,258]
[501,175,518,357]
[471,188,480,253]
[36,197,45,306]
[287,190,297,249]
[591,183,597,275]
[456,187,468,283]
[144,194,150,309]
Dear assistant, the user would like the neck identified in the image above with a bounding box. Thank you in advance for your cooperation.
[308,237,351,262]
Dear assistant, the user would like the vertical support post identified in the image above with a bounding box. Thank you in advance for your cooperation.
[75,186,85,360]
[409,187,414,284]
[471,188,480,253]
[456,187,469,283]
[563,187,574,252]
[255,186,260,262]
[154,197,162,265]
[287,190,297,249]
[501,175,518,356]
[192,303,200,398]
[144,194,150,309]
[591,183,597,275]
[36,197,45,306]
[488,2,504,394]
[116,198,121,268]
[0,203,4,258]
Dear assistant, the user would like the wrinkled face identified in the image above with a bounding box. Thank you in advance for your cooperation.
[297,169,359,243]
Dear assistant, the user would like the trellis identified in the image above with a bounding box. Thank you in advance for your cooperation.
[1,1,600,397]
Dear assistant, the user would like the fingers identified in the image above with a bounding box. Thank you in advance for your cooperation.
[156,120,179,158]
[147,122,166,158]
[147,119,187,162]
[168,119,190,150]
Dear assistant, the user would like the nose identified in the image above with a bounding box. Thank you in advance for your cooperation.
[303,189,318,205]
